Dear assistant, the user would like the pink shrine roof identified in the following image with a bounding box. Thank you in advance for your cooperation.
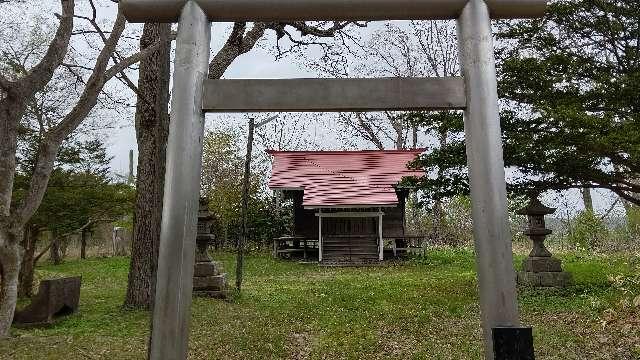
[267,149,425,208]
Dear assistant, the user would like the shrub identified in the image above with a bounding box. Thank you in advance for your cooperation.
[567,211,608,251]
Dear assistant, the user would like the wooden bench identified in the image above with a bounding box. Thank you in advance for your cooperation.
[13,276,81,326]
[384,237,427,257]
[273,236,318,260]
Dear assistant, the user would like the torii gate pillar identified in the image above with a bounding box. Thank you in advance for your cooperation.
[120,1,547,359]
[457,0,520,356]
[148,2,210,359]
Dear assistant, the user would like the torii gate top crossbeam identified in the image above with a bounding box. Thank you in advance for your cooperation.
[121,0,547,23]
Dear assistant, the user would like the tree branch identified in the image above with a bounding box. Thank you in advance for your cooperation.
[209,21,362,79]
[12,10,127,228]
[104,34,174,81]
[0,74,11,92]
[209,22,268,79]
[20,0,75,97]
[599,198,620,221]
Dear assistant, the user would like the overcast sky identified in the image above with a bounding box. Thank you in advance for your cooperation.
[5,1,626,219]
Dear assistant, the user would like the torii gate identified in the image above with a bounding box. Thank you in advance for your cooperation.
[120,1,547,359]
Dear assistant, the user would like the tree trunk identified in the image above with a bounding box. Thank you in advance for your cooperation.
[432,201,445,243]
[124,23,171,310]
[222,226,228,250]
[582,187,594,213]
[408,125,420,236]
[80,228,89,259]
[18,226,37,298]
[432,128,448,244]
[0,230,24,339]
[0,95,25,219]
[612,165,633,217]
[392,117,405,150]
[60,236,69,260]
[412,126,418,149]
[49,232,62,265]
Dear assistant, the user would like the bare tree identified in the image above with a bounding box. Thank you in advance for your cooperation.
[305,22,458,152]
[208,21,364,79]
[255,114,323,152]
[410,21,459,241]
[0,0,165,337]
[0,0,75,338]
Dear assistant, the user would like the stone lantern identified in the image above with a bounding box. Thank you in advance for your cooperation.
[516,196,572,287]
[193,198,227,298]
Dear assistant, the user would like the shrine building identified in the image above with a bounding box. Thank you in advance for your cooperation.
[268,149,424,264]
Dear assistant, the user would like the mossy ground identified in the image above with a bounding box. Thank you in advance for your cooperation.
[2,249,639,359]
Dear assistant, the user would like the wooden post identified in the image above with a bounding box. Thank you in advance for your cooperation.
[318,209,323,263]
[303,239,307,260]
[236,117,255,292]
[378,209,384,261]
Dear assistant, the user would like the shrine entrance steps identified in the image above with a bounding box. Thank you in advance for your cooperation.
[321,235,379,265]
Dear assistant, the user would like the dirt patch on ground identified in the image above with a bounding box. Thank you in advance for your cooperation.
[583,308,640,360]
[523,309,640,360]
[376,326,421,359]
[286,332,316,360]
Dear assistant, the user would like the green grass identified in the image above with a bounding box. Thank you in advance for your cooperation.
[2,249,639,359]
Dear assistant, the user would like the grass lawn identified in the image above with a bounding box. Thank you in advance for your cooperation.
[1,249,639,359]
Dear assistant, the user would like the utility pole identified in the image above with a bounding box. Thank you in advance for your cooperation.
[236,118,254,292]
[128,149,135,185]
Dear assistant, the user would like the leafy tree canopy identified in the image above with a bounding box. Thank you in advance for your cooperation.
[201,129,290,247]
[14,137,134,235]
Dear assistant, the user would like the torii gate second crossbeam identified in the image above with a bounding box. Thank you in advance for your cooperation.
[119,1,547,359]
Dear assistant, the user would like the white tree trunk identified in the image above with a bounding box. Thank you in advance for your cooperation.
[0,232,23,339]
[582,187,594,213]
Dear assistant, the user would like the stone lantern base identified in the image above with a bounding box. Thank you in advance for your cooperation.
[193,197,228,298]
[193,260,229,298]
[517,256,572,288]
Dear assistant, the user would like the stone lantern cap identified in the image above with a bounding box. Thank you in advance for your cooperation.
[519,197,555,237]
[517,196,556,216]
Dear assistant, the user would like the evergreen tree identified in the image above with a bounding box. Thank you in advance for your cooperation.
[410,0,640,205]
